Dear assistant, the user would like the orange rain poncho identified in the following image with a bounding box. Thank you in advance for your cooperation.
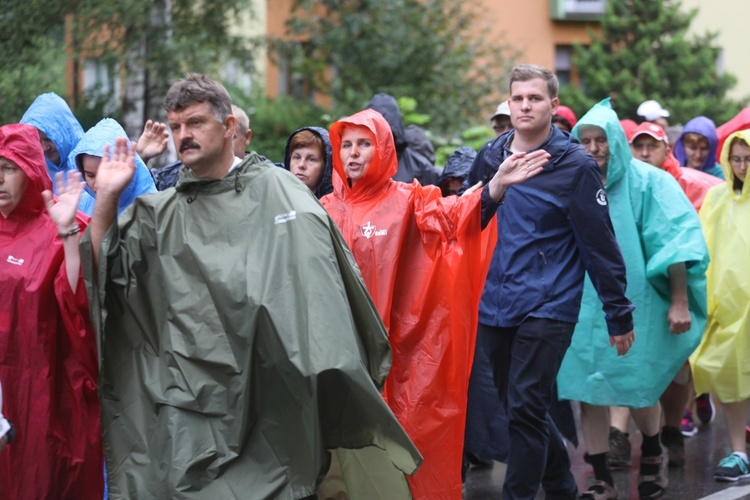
[322,109,495,499]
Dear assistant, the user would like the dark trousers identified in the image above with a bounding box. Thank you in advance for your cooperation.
[480,318,578,500]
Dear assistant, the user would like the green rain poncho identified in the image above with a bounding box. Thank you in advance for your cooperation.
[81,154,421,499]
[690,130,750,403]
[557,99,708,408]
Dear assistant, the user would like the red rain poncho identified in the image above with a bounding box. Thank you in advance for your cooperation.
[659,152,722,211]
[0,124,102,499]
[322,110,495,499]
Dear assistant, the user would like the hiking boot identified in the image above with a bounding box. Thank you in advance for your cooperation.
[608,426,631,468]
[714,453,750,482]
[695,393,715,425]
[579,479,618,499]
[680,409,697,437]
[660,426,685,467]
[638,445,668,499]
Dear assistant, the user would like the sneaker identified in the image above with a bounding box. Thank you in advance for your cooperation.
[608,426,632,468]
[660,426,685,467]
[696,393,715,425]
[680,410,697,437]
[714,453,750,482]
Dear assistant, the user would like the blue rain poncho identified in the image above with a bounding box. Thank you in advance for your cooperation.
[674,116,725,179]
[690,130,750,403]
[69,118,156,216]
[557,99,708,408]
[20,93,84,192]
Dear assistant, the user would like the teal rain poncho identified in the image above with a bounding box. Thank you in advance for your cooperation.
[68,118,156,216]
[557,99,708,408]
[20,92,84,192]
[81,154,421,499]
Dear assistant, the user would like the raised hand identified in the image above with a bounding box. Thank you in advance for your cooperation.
[95,138,137,197]
[42,171,85,233]
[135,120,169,163]
[488,149,550,202]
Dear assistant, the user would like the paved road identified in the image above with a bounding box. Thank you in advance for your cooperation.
[464,402,750,499]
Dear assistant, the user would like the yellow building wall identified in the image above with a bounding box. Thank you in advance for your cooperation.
[680,0,750,101]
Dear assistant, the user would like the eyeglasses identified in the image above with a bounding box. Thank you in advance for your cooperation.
[492,124,512,133]
[729,156,750,166]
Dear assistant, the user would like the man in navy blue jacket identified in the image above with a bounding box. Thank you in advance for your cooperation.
[468,64,635,500]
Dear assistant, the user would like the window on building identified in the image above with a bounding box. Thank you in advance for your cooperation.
[277,43,314,101]
[555,45,573,86]
[83,59,120,116]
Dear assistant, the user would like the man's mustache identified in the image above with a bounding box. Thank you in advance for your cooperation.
[179,141,200,153]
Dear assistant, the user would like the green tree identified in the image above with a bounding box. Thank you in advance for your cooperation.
[0,3,68,123]
[273,0,517,133]
[559,0,745,125]
[68,0,260,136]
[1,0,260,133]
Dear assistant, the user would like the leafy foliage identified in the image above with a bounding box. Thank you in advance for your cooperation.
[273,0,517,133]
[1,0,260,130]
[559,0,745,125]
[229,86,333,164]
[0,2,68,123]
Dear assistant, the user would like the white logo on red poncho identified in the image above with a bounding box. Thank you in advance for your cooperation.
[361,221,388,239]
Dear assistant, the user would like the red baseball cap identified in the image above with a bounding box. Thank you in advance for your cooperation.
[629,122,668,143]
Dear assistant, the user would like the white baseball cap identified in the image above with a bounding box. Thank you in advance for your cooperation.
[637,100,670,121]
[490,101,511,121]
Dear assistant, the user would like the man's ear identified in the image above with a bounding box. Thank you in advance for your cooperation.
[245,129,253,146]
[224,115,237,138]
[551,97,560,115]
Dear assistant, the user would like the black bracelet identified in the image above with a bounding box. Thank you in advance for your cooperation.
[58,225,81,239]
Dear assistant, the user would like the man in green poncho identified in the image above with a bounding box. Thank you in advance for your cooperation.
[81,73,420,499]
[556,99,708,500]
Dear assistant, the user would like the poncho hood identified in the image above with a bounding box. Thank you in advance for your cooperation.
[404,124,436,164]
[68,118,156,216]
[282,126,333,198]
[719,129,750,200]
[0,123,52,219]
[716,108,750,161]
[365,93,407,150]
[330,108,398,202]
[20,93,84,177]
[674,116,720,172]
[439,146,476,184]
[573,98,631,187]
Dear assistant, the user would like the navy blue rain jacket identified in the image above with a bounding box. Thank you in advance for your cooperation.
[468,126,634,335]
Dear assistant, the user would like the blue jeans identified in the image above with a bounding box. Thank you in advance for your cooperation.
[480,318,578,500]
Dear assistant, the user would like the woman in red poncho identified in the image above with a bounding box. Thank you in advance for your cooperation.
[321,109,546,499]
[0,123,102,499]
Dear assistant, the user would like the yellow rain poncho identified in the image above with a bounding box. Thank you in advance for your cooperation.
[690,130,750,403]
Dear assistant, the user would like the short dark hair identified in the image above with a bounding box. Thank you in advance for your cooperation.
[509,64,559,99]
[163,73,232,122]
